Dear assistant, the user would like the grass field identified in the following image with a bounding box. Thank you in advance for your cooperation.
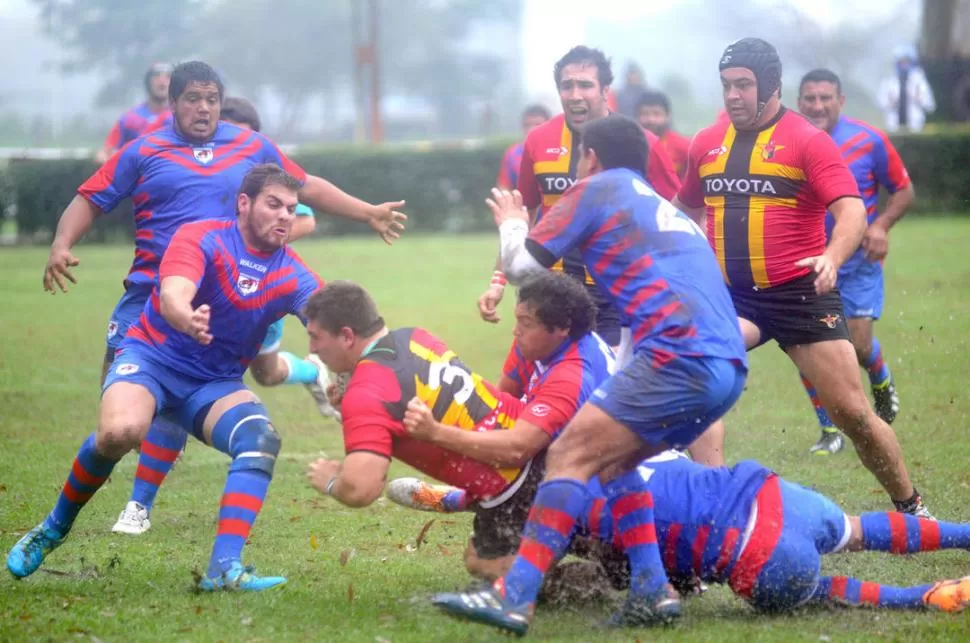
[2,220,970,642]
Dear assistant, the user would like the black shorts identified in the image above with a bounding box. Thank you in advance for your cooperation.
[730,273,850,350]
[471,456,545,559]
[592,290,623,347]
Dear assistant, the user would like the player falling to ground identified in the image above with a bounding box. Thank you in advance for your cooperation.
[496,105,552,190]
[795,68,914,455]
[671,38,931,518]
[635,90,691,180]
[41,61,405,538]
[10,164,322,591]
[433,115,747,636]
[394,451,970,616]
[303,276,612,573]
[95,63,173,164]
[374,272,614,578]
[109,95,340,536]
[477,46,682,351]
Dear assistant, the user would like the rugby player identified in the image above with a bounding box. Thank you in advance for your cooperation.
[635,90,691,179]
[9,164,321,591]
[95,63,173,164]
[496,105,552,190]
[303,275,612,578]
[795,68,914,454]
[672,38,930,518]
[434,115,747,635]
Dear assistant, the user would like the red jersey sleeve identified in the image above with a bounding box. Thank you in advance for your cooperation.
[644,129,682,201]
[159,223,209,285]
[103,121,123,151]
[677,131,708,209]
[517,135,541,210]
[339,362,402,458]
[802,130,861,206]
[518,360,583,437]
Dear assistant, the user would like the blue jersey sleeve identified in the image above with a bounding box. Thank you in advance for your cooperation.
[255,134,308,184]
[77,140,142,213]
[526,179,601,265]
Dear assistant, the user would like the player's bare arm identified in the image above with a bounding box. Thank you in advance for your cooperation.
[299,175,406,245]
[796,197,866,295]
[289,215,316,241]
[403,397,550,469]
[43,196,102,294]
[865,183,915,261]
[159,276,213,345]
[497,374,524,398]
[307,452,389,508]
[477,207,539,323]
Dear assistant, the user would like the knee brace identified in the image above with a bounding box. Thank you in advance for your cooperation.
[209,402,281,476]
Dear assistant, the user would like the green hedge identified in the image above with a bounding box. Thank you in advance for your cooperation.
[6,132,970,244]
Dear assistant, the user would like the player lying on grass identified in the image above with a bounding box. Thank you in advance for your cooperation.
[303,274,613,575]
[9,164,322,591]
[392,451,970,616]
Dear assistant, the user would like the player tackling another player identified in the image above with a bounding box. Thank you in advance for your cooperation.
[10,164,322,591]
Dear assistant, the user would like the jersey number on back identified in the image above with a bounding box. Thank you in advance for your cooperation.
[428,361,475,404]
[633,179,702,236]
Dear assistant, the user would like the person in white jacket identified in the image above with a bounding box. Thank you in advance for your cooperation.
[878,44,936,132]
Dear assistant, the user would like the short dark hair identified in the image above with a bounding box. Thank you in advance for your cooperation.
[554,46,614,89]
[522,103,552,121]
[169,61,224,102]
[517,272,596,340]
[580,115,648,176]
[239,164,302,204]
[304,280,385,337]
[144,62,173,92]
[222,97,262,132]
[636,90,671,114]
[799,68,843,96]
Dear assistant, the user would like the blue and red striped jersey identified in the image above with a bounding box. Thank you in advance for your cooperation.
[496,142,524,190]
[79,120,307,287]
[825,117,911,272]
[527,168,746,369]
[103,103,171,151]
[126,219,322,380]
[501,332,614,437]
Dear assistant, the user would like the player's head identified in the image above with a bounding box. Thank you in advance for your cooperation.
[718,37,782,129]
[554,46,614,129]
[144,62,173,104]
[521,104,551,136]
[797,68,844,133]
[236,164,301,253]
[624,62,645,87]
[305,281,386,373]
[222,96,262,132]
[514,272,595,361]
[636,90,672,135]
[576,115,647,180]
[168,61,224,142]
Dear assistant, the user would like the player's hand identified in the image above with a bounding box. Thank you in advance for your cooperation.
[43,245,80,294]
[403,396,437,441]
[486,188,529,227]
[188,304,213,345]
[307,457,341,495]
[477,284,505,323]
[795,254,838,295]
[367,200,408,245]
[862,224,889,262]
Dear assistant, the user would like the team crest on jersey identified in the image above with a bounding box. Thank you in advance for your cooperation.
[106,320,119,340]
[193,147,214,164]
[115,363,139,375]
[760,140,785,161]
[704,145,727,161]
[237,274,261,295]
[819,313,841,329]
[544,146,568,156]
[530,403,552,418]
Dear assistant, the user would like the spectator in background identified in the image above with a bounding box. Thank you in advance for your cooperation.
[615,62,648,118]
[496,104,552,189]
[635,90,691,179]
[877,45,936,133]
[95,63,173,163]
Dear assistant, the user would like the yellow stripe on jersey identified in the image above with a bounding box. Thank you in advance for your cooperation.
[699,126,735,178]
[706,195,729,285]
[414,374,443,410]
[533,124,572,175]
[748,124,806,180]
[409,340,454,364]
[747,195,797,288]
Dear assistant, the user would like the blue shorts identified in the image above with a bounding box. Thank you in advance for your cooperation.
[259,319,284,355]
[590,353,746,448]
[104,283,154,361]
[729,476,851,612]
[103,342,247,438]
[838,259,884,320]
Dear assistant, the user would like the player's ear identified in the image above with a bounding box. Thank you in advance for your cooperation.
[236,193,250,217]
